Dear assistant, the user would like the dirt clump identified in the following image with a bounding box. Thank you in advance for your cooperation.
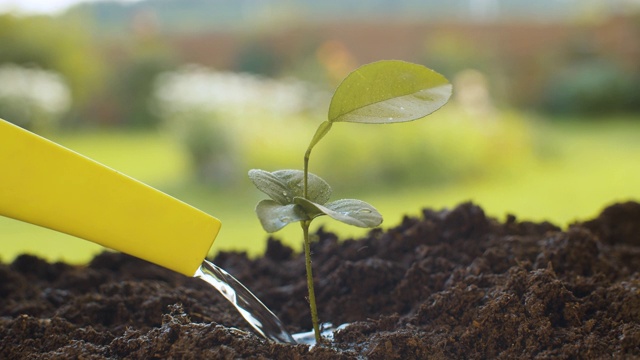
[2,201,640,359]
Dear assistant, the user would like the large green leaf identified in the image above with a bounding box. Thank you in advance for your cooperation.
[328,60,451,124]
[294,197,383,228]
[248,169,332,205]
[255,200,309,233]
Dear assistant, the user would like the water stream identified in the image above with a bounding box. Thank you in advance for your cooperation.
[194,259,297,344]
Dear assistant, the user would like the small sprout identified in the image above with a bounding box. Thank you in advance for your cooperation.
[249,169,382,232]
[249,60,451,343]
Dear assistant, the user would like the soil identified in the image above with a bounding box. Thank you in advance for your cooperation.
[2,201,640,359]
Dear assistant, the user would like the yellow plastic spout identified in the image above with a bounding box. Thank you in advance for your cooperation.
[0,118,221,276]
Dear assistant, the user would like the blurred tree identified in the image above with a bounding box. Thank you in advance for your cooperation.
[540,23,640,117]
[234,40,282,76]
[0,14,106,128]
[0,64,71,131]
[110,52,175,128]
[541,58,640,116]
[174,111,239,186]
[92,8,177,128]
[421,32,504,103]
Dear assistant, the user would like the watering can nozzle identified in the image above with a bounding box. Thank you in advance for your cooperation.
[0,118,221,276]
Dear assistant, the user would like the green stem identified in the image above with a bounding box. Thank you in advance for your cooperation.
[303,148,311,199]
[301,121,331,344]
[301,220,321,343]
[304,121,331,200]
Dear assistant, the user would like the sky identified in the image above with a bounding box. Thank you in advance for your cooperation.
[0,0,139,15]
[1,0,639,17]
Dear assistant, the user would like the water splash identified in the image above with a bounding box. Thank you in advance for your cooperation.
[293,322,350,346]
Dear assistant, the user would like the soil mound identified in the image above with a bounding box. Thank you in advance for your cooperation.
[2,202,639,358]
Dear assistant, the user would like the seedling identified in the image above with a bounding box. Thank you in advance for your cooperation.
[249,60,452,342]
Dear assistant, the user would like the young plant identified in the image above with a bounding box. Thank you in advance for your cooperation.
[249,60,452,343]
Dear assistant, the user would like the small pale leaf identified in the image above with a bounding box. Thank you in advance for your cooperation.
[328,60,451,124]
[248,169,291,205]
[255,199,308,233]
[294,197,383,228]
[271,170,332,205]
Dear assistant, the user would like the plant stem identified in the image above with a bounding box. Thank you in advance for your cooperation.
[303,120,331,200]
[301,220,321,343]
[303,148,311,199]
[301,121,331,343]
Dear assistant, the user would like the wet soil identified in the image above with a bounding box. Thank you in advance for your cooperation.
[2,201,640,359]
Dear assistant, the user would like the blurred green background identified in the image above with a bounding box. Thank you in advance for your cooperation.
[1,0,639,264]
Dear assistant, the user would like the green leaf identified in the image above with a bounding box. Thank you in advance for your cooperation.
[248,169,332,205]
[255,199,309,233]
[306,120,332,154]
[248,169,291,205]
[328,60,452,124]
[294,197,383,228]
[273,170,332,205]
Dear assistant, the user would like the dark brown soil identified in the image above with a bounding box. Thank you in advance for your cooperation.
[2,201,640,359]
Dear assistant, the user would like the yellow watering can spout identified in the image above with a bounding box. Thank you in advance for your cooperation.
[0,118,221,276]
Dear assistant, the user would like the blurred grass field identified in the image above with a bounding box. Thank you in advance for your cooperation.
[2,111,640,264]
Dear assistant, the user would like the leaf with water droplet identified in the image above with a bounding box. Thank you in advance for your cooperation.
[272,170,332,205]
[294,197,382,228]
[249,169,332,205]
[248,169,291,205]
[255,200,309,233]
[328,60,451,124]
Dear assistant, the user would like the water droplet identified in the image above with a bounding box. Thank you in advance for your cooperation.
[387,117,393,121]
[279,216,292,223]
[359,208,372,214]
